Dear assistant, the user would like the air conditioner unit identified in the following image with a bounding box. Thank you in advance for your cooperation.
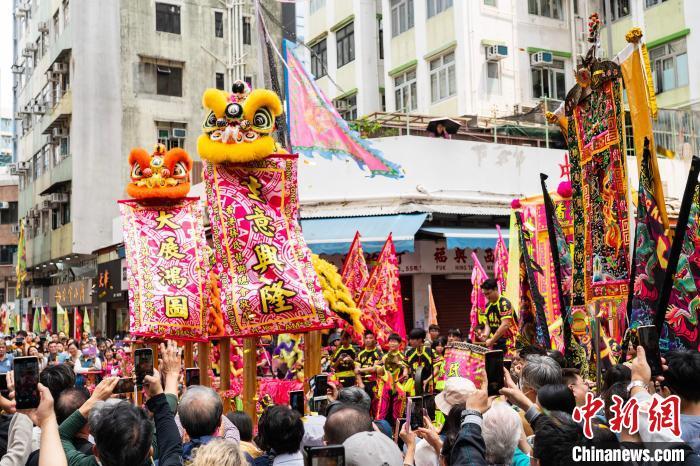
[26,43,37,52]
[41,200,52,210]
[14,7,26,17]
[10,224,20,235]
[52,63,68,74]
[52,127,69,138]
[21,48,33,58]
[172,128,187,138]
[486,45,508,61]
[29,208,39,218]
[530,51,554,67]
[8,164,18,176]
[50,193,68,204]
[32,104,45,115]
[15,161,29,173]
[11,64,24,74]
[38,21,49,33]
[15,110,30,119]
[46,70,59,82]
[0,202,10,210]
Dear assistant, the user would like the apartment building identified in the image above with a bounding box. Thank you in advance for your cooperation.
[303,0,594,121]
[11,0,282,332]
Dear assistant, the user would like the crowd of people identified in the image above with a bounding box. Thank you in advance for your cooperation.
[0,321,695,465]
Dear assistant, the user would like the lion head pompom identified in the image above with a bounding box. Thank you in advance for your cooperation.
[197,80,284,164]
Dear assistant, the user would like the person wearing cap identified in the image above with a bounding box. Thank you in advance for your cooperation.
[343,430,404,466]
[435,377,477,418]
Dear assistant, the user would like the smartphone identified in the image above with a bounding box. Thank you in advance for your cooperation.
[290,390,305,416]
[637,325,663,376]
[423,393,436,421]
[408,396,425,430]
[114,377,136,394]
[504,359,513,372]
[134,348,154,386]
[0,373,9,398]
[39,336,47,343]
[185,368,200,387]
[312,396,328,415]
[394,418,407,450]
[14,357,40,409]
[304,445,345,466]
[313,374,328,398]
[485,350,505,397]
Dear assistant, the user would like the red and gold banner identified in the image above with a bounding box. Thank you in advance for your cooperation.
[341,231,369,304]
[357,234,406,343]
[120,198,209,341]
[443,342,487,388]
[203,154,333,337]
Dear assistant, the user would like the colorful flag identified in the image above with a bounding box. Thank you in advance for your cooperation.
[627,142,671,332]
[540,174,574,354]
[341,232,370,305]
[40,307,52,333]
[468,252,488,341]
[32,308,40,334]
[120,197,209,341]
[494,225,509,294]
[203,156,333,338]
[357,234,406,343]
[74,307,82,340]
[57,303,69,335]
[284,40,402,178]
[15,222,26,294]
[83,309,91,335]
[516,212,550,348]
[428,284,438,327]
[657,156,700,351]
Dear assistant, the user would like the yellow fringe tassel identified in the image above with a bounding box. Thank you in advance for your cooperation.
[311,255,366,335]
[641,43,658,120]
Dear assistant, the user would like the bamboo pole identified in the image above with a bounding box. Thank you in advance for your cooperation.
[184,342,194,369]
[242,338,257,423]
[304,331,321,392]
[220,338,231,412]
[198,342,211,387]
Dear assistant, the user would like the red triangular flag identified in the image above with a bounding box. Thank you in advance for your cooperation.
[341,231,370,304]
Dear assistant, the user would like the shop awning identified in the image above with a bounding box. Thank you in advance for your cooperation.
[418,226,507,250]
[300,213,428,255]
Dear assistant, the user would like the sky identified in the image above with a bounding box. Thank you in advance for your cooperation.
[0,0,14,117]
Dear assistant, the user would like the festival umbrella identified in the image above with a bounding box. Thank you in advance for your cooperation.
[426,118,461,135]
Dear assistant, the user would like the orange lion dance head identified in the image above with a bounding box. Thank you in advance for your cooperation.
[126,143,193,199]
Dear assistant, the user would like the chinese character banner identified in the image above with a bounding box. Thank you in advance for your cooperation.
[120,198,208,341]
[443,342,487,389]
[203,155,333,337]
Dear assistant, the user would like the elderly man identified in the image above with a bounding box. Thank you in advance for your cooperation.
[177,385,240,460]
[518,354,562,435]
[482,402,526,465]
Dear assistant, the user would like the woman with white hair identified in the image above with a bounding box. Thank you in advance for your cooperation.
[482,402,528,466]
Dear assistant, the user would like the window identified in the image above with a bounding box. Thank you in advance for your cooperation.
[645,0,668,7]
[528,0,563,19]
[61,202,70,225]
[156,3,181,34]
[531,58,566,101]
[336,22,354,67]
[242,17,251,45]
[310,0,326,13]
[486,60,500,94]
[244,76,253,88]
[0,202,18,224]
[649,38,688,94]
[378,19,384,60]
[215,72,225,90]
[53,10,60,41]
[42,144,50,171]
[391,0,414,37]
[59,136,70,159]
[214,11,223,38]
[428,0,453,17]
[430,52,456,102]
[157,122,187,150]
[156,64,183,97]
[334,94,357,121]
[394,69,417,112]
[62,0,69,27]
[310,39,327,78]
[0,246,17,265]
[604,0,629,22]
[484,0,496,5]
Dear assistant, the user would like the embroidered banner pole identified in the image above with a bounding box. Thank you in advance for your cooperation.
[656,156,700,351]
[494,225,509,295]
[469,252,489,342]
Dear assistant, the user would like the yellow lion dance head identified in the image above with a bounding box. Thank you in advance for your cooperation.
[197,80,284,164]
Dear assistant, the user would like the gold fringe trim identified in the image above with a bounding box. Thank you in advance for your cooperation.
[311,255,365,335]
[641,43,658,120]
